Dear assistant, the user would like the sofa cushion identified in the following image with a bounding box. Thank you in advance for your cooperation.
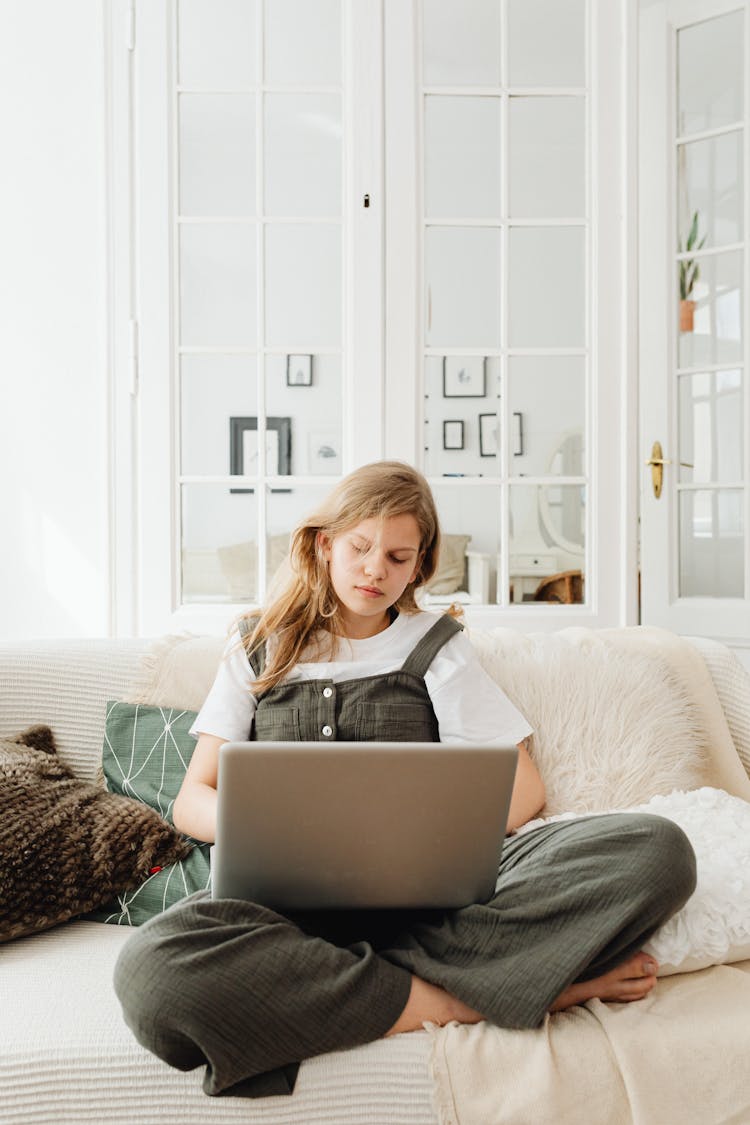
[425,533,472,595]
[217,535,292,601]
[88,702,211,925]
[517,787,750,975]
[0,726,190,942]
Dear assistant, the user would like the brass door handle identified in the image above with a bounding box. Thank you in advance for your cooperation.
[645,441,694,498]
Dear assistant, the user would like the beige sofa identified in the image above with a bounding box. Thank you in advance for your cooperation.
[2,627,750,1124]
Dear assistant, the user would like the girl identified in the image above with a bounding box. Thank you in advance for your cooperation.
[114,461,696,1099]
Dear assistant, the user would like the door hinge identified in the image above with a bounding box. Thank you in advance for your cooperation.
[125,1,135,51]
[128,319,139,396]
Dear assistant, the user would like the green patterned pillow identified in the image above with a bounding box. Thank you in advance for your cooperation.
[87,701,211,925]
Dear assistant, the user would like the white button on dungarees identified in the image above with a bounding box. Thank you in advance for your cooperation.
[322,725,333,737]
[323,686,333,698]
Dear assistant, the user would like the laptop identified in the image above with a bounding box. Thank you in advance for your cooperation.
[211,741,518,910]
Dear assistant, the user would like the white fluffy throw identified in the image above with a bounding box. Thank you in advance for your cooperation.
[517,787,750,975]
[469,627,711,815]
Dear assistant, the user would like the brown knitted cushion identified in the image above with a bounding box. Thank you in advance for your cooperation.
[0,725,191,942]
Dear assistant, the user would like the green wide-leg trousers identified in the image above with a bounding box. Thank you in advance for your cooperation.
[113,813,696,1098]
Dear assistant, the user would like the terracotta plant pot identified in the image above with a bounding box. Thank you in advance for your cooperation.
[680,298,695,333]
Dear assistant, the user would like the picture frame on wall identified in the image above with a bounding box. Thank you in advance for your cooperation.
[479,412,498,458]
[308,428,342,475]
[229,416,292,493]
[443,355,486,398]
[286,354,313,387]
[512,411,525,457]
[442,419,465,451]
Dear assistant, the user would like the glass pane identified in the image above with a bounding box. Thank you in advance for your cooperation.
[265,0,341,85]
[679,369,743,484]
[265,353,343,476]
[181,485,258,604]
[262,483,340,592]
[508,96,585,219]
[178,0,257,89]
[508,226,585,348]
[677,11,744,136]
[424,96,501,219]
[679,489,744,596]
[423,0,501,87]
[425,226,501,347]
[264,94,342,217]
[677,132,743,251]
[509,483,585,603]
[507,0,585,88]
[423,355,500,477]
[508,356,585,476]
[179,94,256,217]
[181,354,258,475]
[677,249,743,369]
[429,482,501,602]
[265,223,341,347]
[180,223,257,347]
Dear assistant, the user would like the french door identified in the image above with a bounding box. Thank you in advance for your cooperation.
[114,0,634,636]
[639,0,750,648]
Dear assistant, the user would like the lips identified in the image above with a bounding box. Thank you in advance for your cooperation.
[356,586,383,597]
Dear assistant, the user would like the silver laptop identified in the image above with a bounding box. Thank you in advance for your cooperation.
[211,741,518,910]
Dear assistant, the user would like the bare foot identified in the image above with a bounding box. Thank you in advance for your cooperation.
[549,951,659,1013]
[384,975,484,1036]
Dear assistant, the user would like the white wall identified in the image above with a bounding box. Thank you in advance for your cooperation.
[0,1,109,638]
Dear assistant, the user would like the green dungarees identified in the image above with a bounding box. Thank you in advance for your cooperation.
[114,615,697,1099]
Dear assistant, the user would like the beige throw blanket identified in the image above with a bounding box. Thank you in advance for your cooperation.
[428,962,750,1125]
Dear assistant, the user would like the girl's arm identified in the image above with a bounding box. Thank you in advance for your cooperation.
[506,738,546,833]
[173,733,225,843]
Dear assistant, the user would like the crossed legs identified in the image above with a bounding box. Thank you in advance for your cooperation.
[114,813,696,1097]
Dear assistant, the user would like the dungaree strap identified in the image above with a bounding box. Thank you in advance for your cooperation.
[399,614,463,679]
[237,616,266,678]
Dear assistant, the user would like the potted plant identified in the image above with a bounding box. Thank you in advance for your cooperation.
[679,210,706,332]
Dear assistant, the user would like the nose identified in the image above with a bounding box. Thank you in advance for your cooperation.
[363,549,387,580]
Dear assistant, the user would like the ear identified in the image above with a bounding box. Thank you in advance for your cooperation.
[316,530,332,561]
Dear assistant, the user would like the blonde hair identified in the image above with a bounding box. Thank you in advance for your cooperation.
[240,461,443,694]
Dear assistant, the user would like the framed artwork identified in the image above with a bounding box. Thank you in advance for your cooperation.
[443,356,486,398]
[229,416,292,493]
[286,354,313,387]
[479,412,498,457]
[442,419,465,451]
[512,411,525,456]
[308,428,342,475]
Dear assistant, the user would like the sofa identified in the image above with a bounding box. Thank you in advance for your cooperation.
[2,625,750,1125]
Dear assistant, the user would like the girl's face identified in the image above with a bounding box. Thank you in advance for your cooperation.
[319,514,423,639]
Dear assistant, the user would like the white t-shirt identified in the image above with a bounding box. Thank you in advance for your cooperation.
[190,610,533,748]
